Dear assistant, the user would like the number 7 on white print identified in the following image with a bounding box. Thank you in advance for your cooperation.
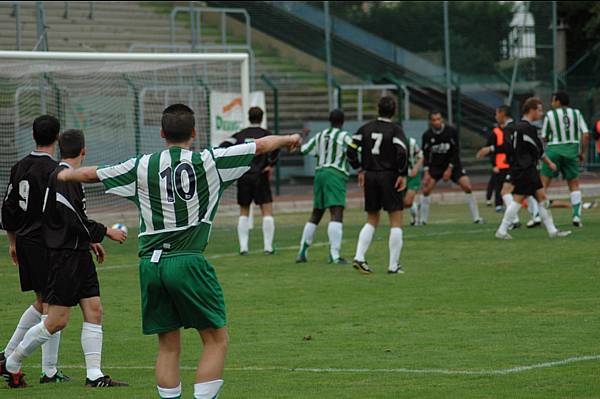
[371,133,383,155]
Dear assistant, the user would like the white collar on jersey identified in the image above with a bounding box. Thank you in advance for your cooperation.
[59,161,73,169]
[377,117,393,123]
[249,123,262,128]
[30,150,54,159]
[502,118,514,127]
[432,124,445,134]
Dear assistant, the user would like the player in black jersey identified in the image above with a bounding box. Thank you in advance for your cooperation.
[495,98,570,240]
[0,115,72,384]
[420,110,483,225]
[219,107,279,255]
[347,96,409,274]
[3,130,128,388]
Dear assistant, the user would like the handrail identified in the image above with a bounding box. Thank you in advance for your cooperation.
[261,74,281,195]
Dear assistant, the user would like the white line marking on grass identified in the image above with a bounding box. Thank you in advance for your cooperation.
[55,354,600,376]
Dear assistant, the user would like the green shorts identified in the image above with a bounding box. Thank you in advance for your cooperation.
[406,170,423,192]
[313,167,348,209]
[540,144,580,180]
[139,253,226,335]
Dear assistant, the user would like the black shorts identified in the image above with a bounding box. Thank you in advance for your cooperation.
[511,167,543,196]
[16,238,49,294]
[429,164,466,183]
[364,170,404,212]
[237,172,273,206]
[45,249,100,307]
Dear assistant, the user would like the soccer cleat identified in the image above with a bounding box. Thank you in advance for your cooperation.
[0,352,6,377]
[583,200,597,210]
[4,369,28,388]
[239,251,248,256]
[387,265,405,274]
[495,205,504,213]
[508,221,522,230]
[328,255,349,265]
[352,259,372,274]
[40,370,71,384]
[495,231,513,240]
[526,215,542,228]
[572,216,583,228]
[486,200,492,207]
[85,375,128,388]
[473,218,485,224]
[549,230,571,238]
[295,254,307,263]
[264,250,276,256]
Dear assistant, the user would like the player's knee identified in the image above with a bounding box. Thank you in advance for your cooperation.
[84,302,103,324]
[45,316,68,333]
[329,206,344,222]
[309,209,325,224]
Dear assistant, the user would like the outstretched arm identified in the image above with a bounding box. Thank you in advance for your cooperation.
[255,134,302,155]
[58,166,100,184]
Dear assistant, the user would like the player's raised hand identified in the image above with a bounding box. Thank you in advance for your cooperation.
[395,176,406,192]
[107,227,127,244]
[90,243,106,264]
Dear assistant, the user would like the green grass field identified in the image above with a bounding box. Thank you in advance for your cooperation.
[1,202,599,398]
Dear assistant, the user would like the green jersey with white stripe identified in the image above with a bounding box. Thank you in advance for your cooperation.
[542,107,589,146]
[301,127,356,175]
[408,137,423,169]
[97,143,256,256]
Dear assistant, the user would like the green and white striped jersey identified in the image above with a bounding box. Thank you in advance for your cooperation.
[97,143,256,256]
[408,137,423,169]
[542,107,589,146]
[301,127,356,175]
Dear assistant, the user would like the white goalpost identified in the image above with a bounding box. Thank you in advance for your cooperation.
[0,51,250,215]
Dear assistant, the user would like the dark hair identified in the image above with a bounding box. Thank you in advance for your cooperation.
[428,109,442,120]
[59,129,85,159]
[33,115,60,146]
[521,97,543,115]
[496,105,512,118]
[329,109,344,127]
[248,107,264,124]
[161,104,195,143]
[378,96,396,118]
[552,92,570,106]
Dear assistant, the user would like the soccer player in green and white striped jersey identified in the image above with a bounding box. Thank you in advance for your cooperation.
[57,104,302,399]
[540,92,591,227]
[405,137,424,225]
[296,109,357,264]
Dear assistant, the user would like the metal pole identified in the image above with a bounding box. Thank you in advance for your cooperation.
[324,1,334,111]
[261,74,280,195]
[552,1,558,92]
[507,2,531,106]
[443,1,453,125]
[14,3,20,50]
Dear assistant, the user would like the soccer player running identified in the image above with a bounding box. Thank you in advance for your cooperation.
[296,109,355,264]
[0,115,71,384]
[419,110,484,225]
[495,98,571,240]
[540,92,591,227]
[56,104,302,399]
[3,130,128,388]
[348,96,409,275]
[404,136,424,226]
[219,106,278,255]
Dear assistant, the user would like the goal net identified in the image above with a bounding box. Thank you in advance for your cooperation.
[0,51,249,220]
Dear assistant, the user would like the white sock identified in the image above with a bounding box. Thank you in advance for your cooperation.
[502,194,513,207]
[538,201,558,235]
[299,222,317,249]
[81,322,104,381]
[527,196,539,217]
[388,228,403,270]
[571,190,582,218]
[354,223,375,262]
[237,216,249,253]
[4,305,42,357]
[262,216,275,252]
[497,201,521,235]
[327,221,343,260]
[6,321,52,373]
[158,383,182,398]
[41,314,61,378]
[410,202,419,223]
[421,195,431,223]
[465,193,480,221]
[194,379,224,399]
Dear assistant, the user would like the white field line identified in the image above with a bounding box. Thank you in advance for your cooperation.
[54,354,600,376]
[96,227,496,272]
